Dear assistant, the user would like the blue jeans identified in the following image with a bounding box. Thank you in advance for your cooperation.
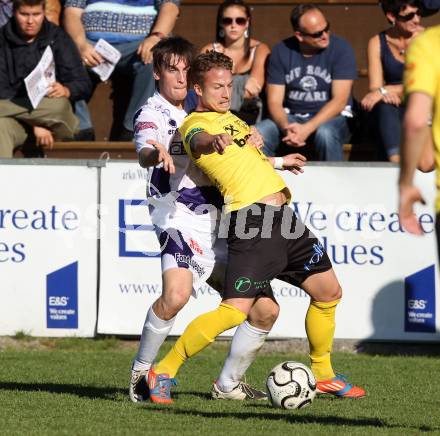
[76,39,155,132]
[256,113,351,161]
[375,102,404,159]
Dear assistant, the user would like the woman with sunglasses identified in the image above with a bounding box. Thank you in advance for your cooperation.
[200,0,270,124]
[361,0,423,162]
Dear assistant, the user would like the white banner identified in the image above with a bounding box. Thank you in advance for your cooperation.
[0,164,98,337]
[98,162,440,341]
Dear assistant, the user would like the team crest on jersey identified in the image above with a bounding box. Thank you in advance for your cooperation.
[135,121,158,133]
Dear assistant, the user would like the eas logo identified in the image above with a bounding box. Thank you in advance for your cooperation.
[49,296,69,306]
[405,265,435,333]
[408,299,427,310]
[47,262,78,329]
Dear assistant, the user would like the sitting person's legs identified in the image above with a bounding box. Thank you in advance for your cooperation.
[256,118,281,156]
[313,115,350,161]
[113,41,156,135]
[0,97,78,156]
[0,99,29,157]
[376,101,404,162]
[30,97,79,140]
[0,117,28,157]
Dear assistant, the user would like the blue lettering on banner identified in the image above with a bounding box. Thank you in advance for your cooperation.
[404,265,436,333]
[119,199,160,258]
[47,262,78,329]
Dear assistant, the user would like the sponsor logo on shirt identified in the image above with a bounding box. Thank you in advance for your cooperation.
[134,121,158,133]
[175,253,206,277]
[189,238,204,255]
[234,276,252,293]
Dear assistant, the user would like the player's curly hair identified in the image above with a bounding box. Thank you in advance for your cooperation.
[189,51,233,86]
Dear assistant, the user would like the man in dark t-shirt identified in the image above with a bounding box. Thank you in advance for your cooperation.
[257,4,357,161]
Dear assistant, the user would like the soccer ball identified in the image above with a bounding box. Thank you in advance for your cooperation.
[266,361,317,410]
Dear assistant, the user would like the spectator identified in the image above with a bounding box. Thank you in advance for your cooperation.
[420,0,440,15]
[0,0,91,158]
[200,0,270,125]
[63,0,179,140]
[45,0,61,24]
[1,0,60,27]
[256,4,356,161]
[361,0,423,163]
[0,0,12,26]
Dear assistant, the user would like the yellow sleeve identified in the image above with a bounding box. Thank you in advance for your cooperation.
[405,32,439,98]
[179,116,211,159]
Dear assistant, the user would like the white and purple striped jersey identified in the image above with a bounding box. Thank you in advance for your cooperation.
[134,92,223,216]
[133,92,227,286]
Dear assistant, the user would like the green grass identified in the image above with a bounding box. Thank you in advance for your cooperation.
[0,339,439,435]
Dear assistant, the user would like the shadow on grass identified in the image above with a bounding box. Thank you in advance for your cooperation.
[0,382,126,401]
[173,391,211,400]
[145,405,437,432]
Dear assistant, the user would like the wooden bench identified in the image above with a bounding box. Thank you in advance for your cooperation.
[14,140,375,161]
[14,141,136,160]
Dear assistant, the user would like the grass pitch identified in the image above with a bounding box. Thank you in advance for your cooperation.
[0,337,439,435]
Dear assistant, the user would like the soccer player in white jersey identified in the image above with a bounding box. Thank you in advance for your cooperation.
[129,36,303,403]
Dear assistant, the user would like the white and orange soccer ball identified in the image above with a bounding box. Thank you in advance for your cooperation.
[266,361,317,410]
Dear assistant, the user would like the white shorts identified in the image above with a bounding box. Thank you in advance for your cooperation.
[150,202,227,289]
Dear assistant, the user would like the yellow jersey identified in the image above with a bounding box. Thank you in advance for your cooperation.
[404,26,440,211]
[180,111,290,213]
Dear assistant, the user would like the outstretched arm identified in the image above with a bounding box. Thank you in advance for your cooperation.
[138,141,175,173]
[190,132,233,158]
[399,92,432,235]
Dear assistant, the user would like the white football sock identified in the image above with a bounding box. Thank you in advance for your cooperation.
[132,306,175,371]
[216,321,269,392]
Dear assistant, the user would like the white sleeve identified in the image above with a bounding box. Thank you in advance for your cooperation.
[134,106,163,154]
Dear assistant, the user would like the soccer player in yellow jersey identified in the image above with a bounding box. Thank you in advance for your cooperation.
[148,51,366,403]
[399,25,439,246]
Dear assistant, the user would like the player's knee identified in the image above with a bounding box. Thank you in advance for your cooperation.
[156,288,191,319]
[248,302,279,330]
[266,303,280,326]
[169,288,191,312]
[317,284,342,303]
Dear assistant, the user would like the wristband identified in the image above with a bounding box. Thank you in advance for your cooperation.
[273,157,284,170]
[149,31,166,40]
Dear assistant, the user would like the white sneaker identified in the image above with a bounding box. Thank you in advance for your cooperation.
[129,368,150,403]
[211,381,267,401]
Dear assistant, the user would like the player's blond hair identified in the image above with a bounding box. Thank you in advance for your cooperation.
[189,51,233,86]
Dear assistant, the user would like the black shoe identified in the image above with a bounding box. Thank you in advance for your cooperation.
[74,128,95,141]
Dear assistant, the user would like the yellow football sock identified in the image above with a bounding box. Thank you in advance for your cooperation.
[154,303,246,377]
[305,299,340,381]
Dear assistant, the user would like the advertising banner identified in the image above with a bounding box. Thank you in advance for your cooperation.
[0,163,99,337]
[98,162,440,341]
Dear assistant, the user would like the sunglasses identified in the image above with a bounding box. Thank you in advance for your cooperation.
[300,22,330,39]
[396,10,421,21]
[221,16,248,26]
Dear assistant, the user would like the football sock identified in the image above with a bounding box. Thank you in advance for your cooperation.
[132,306,175,371]
[154,303,246,377]
[216,320,269,393]
[305,299,340,380]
